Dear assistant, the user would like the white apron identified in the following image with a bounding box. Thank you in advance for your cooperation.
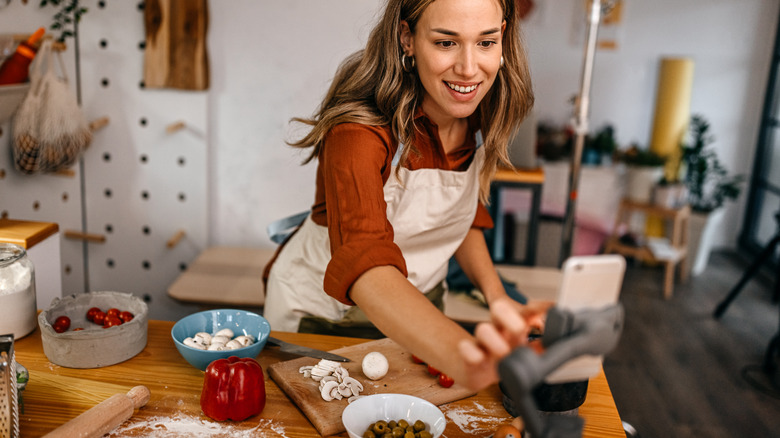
[264,137,485,333]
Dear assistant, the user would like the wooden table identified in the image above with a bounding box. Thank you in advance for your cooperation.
[15,321,624,437]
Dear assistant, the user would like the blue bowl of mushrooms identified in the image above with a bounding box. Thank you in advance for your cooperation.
[171,309,271,370]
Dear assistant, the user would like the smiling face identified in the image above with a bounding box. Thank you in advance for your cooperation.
[400,0,505,128]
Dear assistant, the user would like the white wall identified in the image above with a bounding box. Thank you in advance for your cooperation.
[209,0,779,251]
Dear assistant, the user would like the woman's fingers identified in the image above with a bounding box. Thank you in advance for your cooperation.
[490,297,530,346]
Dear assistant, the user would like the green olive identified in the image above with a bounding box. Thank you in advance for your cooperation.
[403,432,415,438]
[397,419,409,429]
[363,430,376,438]
[372,421,388,435]
[391,427,406,438]
[388,420,397,429]
[413,420,425,432]
[418,431,432,438]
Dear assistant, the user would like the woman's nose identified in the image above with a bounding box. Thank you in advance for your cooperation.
[454,47,478,78]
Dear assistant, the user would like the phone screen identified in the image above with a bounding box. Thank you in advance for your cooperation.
[544,255,626,384]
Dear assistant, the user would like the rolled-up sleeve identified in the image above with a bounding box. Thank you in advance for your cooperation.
[319,124,408,305]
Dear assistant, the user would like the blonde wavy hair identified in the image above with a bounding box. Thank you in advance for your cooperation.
[289,0,534,203]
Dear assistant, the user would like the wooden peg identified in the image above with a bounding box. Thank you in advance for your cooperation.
[167,229,186,248]
[89,117,110,132]
[166,121,186,134]
[52,169,76,177]
[64,230,106,243]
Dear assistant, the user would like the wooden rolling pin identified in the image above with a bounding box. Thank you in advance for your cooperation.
[43,385,151,438]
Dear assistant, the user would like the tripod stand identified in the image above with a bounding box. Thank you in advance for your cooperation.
[713,210,780,395]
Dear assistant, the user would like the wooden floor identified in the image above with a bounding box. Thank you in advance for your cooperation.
[603,250,780,437]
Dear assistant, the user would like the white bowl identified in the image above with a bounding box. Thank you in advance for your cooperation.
[342,394,446,438]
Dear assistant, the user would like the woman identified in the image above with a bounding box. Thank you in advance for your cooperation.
[265,0,540,391]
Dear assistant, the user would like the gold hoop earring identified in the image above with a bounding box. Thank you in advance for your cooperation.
[401,53,415,72]
[500,56,505,67]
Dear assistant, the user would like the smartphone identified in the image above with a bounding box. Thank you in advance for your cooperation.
[543,254,626,384]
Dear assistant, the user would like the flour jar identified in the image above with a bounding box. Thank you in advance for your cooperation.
[0,243,37,338]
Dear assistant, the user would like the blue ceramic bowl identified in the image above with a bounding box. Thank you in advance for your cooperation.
[171,309,271,370]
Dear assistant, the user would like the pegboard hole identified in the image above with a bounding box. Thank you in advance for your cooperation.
[179,262,188,271]
[32,201,40,211]
[107,259,115,268]
[139,80,145,89]
[0,169,5,179]
[137,2,145,11]
[140,154,148,163]
[98,0,106,8]
[1,211,8,219]
[142,225,151,235]
[138,41,146,50]
[104,188,112,198]
[62,192,68,202]
[103,152,111,162]
[178,193,186,202]
[99,39,108,48]
[64,265,72,275]
[141,190,149,200]
[101,78,110,87]
[177,157,186,166]
[105,224,113,233]
[143,294,152,303]
[142,260,151,270]
[139,117,147,127]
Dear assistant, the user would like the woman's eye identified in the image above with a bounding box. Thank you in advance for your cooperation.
[479,40,498,48]
[437,40,456,48]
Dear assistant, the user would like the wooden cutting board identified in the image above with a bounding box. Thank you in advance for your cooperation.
[268,338,476,437]
[144,0,209,90]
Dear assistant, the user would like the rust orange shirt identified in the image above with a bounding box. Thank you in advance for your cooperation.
[311,111,493,305]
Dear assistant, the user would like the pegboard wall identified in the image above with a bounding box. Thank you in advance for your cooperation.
[0,1,207,320]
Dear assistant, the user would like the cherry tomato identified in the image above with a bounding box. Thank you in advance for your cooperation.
[411,355,425,364]
[53,323,68,333]
[93,311,106,325]
[438,373,455,388]
[73,327,84,331]
[106,308,121,318]
[103,315,122,328]
[427,365,440,377]
[54,316,71,331]
[493,424,523,438]
[86,307,101,322]
[119,311,134,323]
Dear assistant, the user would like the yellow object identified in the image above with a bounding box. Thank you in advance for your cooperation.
[650,57,694,182]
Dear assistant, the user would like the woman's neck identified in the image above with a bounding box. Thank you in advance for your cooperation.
[421,101,469,154]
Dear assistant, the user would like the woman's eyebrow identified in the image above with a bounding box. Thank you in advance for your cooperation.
[431,27,502,37]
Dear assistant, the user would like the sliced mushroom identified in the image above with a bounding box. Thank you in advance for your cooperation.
[348,395,365,403]
[318,375,338,390]
[342,376,363,394]
[337,383,353,398]
[320,380,339,401]
[329,386,343,400]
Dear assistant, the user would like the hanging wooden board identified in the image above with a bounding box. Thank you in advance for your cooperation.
[144,0,209,90]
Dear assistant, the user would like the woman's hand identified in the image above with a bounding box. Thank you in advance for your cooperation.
[457,297,552,391]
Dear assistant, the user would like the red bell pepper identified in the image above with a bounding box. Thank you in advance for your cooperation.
[200,356,266,421]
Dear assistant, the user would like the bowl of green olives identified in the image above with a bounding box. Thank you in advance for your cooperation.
[341,393,446,438]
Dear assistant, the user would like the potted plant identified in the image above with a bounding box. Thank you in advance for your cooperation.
[619,144,666,204]
[582,124,618,165]
[681,115,745,275]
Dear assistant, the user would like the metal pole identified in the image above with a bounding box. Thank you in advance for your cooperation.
[558,0,604,267]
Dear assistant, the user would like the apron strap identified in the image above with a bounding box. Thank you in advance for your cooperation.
[392,130,483,167]
[267,211,310,244]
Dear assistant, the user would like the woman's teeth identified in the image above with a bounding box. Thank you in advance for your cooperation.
[446,82,477,93]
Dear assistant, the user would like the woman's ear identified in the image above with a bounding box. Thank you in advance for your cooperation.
[399,20,414,55]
